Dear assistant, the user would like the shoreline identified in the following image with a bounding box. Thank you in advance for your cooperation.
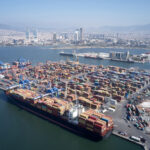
[47,46,150,51]
[0,45,150,51]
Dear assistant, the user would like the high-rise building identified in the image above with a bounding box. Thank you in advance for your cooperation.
[26,30,30,40]
[33,30,38,39]
[79,28,83,42]
[126,51,130,60]
[53,33,57,42]
[32,30,38,42]
[74,29,80,42]
[63,33,68,40]
[74,28,83,43]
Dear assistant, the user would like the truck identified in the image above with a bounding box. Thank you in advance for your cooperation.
[130,136,140,142]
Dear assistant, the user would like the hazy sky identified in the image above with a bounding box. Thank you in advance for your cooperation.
[0,0,150,28]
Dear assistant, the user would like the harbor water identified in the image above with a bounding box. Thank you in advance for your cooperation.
[1,46,149,150]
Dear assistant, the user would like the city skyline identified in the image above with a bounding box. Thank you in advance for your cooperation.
[0,0,150,28]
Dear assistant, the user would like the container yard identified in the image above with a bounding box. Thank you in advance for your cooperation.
[0,58,150,147]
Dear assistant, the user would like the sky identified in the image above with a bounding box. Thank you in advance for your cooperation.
[0,0,150,28]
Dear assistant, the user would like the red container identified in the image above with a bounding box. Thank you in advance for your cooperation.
[94,121,104,127]
[94,124,102,129]
[89,116,97,120]
[87,118,95,123]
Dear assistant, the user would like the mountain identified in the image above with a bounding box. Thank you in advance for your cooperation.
[0,24,13,30]
[0,24,75,32]
[0,24,26,31]
[89,24,150,33]
[0,23,150,33]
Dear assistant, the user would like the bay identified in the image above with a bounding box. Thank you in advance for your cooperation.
[0,46,148,150]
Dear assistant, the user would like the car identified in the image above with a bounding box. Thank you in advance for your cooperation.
[140,137,146,143]
[118,131,127,136]
[128,125,131,128]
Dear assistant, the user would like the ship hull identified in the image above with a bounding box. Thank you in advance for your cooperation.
[111,59,134,63]
[6,93,112,141]
[60,53,74,57]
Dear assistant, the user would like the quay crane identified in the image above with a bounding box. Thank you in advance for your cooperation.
[33,87,62,100]
[18,58,30,69]
[33,80,64,100]
[6,75,32,90]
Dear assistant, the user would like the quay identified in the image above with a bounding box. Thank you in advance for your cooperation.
[0,59,150,149]
[112,131,148,150]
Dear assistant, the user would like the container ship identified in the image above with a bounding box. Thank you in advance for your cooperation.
[5,88,113,141]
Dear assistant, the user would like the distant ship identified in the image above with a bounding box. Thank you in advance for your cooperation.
[84,55,97,59]
[111,58,134,63]
[59,51,74,56]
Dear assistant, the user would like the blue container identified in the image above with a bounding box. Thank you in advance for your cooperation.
[127,115,130,120]
[101,118,108,123]
[94,82,99,86]
[125,93,129,99]
[42,105,47,109]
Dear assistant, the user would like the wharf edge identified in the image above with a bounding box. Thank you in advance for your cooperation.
[112,131,148,150]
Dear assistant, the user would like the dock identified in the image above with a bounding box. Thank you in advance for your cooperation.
[0,59,150,148]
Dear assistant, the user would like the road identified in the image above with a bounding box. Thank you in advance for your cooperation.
[105,91,150,149]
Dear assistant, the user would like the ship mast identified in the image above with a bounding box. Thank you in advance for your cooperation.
[65,81,68,99]
[75,75,79,117]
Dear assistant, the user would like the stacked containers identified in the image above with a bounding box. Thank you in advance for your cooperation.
[101,116,113,130]
[51,103,61,116]
[78,110,113,137]
[94,120,106,136]
[78,113,88,127]
[41,104,47,111]
[86,118,95,132]
[78,97,101,110]
[36,101,42,109]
